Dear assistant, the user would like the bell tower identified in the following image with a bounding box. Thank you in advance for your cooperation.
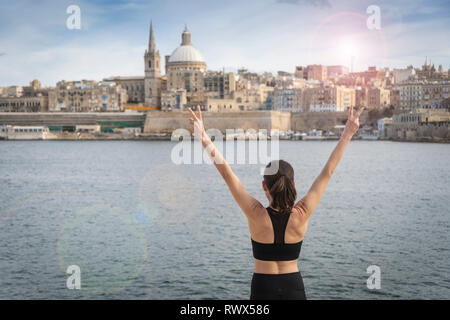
[144,21,161,106]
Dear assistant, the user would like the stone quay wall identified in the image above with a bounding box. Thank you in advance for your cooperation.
[144,111,362,133]
[144,111,292,133]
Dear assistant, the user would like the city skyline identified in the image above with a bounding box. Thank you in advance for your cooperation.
[1,0,449,87]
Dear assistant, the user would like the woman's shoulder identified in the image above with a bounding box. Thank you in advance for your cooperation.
[290,206,309,224]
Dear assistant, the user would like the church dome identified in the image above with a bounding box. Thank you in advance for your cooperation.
[169,45,205,63]
[168,26,205,64]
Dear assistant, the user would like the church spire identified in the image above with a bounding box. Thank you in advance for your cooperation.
[149,21,156,52]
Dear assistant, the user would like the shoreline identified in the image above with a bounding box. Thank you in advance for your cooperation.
[1,134,449,143]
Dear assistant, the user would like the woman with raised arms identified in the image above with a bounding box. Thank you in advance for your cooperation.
[188,105,364,300]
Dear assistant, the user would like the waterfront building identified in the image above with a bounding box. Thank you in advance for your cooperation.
[113,127,142,134]
[75,125,101,133]
[0,95,48,112]
[5,86,24,97]
[304,85,355,112]
[377,117,392,138]
[204,71,236,99]
[355,87,368,107]
[367,87,391,109]
[396,80,450,109]
[310,103,345,112]
[205,97,244,112]
[390,89,400,108]
[103,76,145,103]
[0,125,49,140]
[273,88,304,112]
[388,109,450,140]
[48,80,128,112]
[397,81,423,109]
[421,81,450,108]
[274,76,306,89]
[161,89,187,111]
[0,80,51,112]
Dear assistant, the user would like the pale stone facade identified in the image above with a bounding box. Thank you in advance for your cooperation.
[103,76,145,103]
[396,80,450,109]
[296,65,328,81]
[0,80,49,111]
[161,89,187,111]
[204,72,236,99]
[0,95,48,112]
[48,80,127,112]
[303,85,355,112]
[421,81,450,108]
[367,87,391,108]
[273,88,304,112]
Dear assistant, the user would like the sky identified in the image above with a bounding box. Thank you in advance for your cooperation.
[0,0,449,87]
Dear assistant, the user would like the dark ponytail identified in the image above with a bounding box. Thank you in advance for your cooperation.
[263,160,297,214]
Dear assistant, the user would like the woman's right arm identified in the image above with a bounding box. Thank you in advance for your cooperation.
[294,106,364,218]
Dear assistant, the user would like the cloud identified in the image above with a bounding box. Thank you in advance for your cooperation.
[0,52,6,56]
[276,0,331,8]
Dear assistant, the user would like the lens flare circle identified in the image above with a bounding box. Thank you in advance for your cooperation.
[138,163,201,226]
[57,202,148,295]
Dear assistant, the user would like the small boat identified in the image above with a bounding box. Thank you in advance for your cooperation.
[360,133,379,140]
[303,129,325,140]
[292,132,306,141]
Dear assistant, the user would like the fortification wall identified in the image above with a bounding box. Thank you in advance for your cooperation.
[0,112,144,126]
[291,111,367,132]
[144,111,291,133]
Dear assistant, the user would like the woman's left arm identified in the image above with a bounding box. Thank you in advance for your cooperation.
[188,106,264,221]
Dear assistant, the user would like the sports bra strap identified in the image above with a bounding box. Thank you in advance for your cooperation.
[266,207,291,245]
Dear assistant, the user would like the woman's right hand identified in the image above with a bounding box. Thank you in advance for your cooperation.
[342,106,364,140]
[188,105,208,144]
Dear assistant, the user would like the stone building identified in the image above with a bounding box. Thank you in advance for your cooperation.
[0,95,48,112]
[48,80,127,112]
[273,88,304,112]
[5,86,24,97]
[390,88,400,108]
[161,89,187,111]
[367,87,390,108]
[296,65,328,81]
[387,109,450,140]
[355,87,368,107]
[0,80,49,112]
[204,71,236,99]
[103,76,145,103]
[392,66,416,84]
[396,80,450,109]
[304,85,355,112]
[421,81,450,108]
[327,65,349,78]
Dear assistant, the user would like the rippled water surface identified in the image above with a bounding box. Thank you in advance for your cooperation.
[0,140,449,299]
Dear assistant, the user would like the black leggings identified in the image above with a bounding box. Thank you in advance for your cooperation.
[250,271,306,300]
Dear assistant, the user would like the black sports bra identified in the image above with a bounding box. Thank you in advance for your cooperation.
[251,207,302,261]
